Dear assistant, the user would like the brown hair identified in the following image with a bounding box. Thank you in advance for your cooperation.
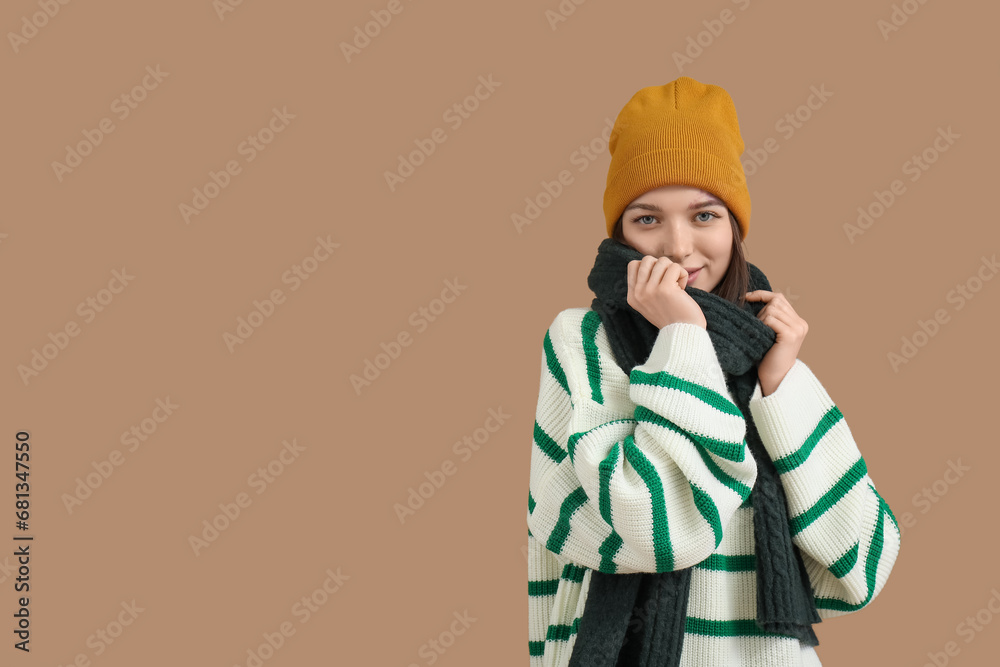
[611,209,749,309]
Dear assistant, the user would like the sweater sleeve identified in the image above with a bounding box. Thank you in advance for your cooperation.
[748,359,902,618]
[526,311,759,575]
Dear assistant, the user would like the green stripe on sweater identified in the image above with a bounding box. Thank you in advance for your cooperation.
[528,579,559,596]
[598,531,622,573]
[630,368,742,418]
[546,617,580,641]
[546,487,588,555]
[598,441,619,525]
[543,329,570,396]
[685,617,798,638]
[789,457,867,535]
[689,482,723,548]
[561,563,587,583]
[527,564,586,598]
[534,421,566,464]
[772,405,844,474]
[829,542,859,578]
[569,418,635,464]
[581,310,605,405]
[623,433,674,571]
[635,404,745,463]
[871,482,900,535]
[691,437,753,501]
[815,498,885,612]
[695,553,756,572]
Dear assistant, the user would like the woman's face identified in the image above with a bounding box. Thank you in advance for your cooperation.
[620,185,734,293]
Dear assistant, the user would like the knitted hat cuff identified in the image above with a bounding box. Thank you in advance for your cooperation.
[604,148,750,241]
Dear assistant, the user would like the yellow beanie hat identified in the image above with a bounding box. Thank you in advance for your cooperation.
[603,76,751,241]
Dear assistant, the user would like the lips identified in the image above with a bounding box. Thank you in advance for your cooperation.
[685,267,702,283]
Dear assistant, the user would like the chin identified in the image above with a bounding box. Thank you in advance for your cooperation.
[691,280,714,292]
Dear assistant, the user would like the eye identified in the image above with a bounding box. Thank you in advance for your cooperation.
[634,214,657,225]
[695,211,719,222]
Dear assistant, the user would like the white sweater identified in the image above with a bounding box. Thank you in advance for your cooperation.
[526,308,901,667]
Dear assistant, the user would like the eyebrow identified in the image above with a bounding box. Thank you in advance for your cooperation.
[623,197,726,214]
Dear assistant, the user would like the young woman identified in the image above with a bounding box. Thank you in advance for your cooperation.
[526,77,901,667]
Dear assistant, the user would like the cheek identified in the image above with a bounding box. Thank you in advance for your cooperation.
[704,234,731,262]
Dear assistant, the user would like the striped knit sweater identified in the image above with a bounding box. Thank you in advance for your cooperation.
[526,307,901,667]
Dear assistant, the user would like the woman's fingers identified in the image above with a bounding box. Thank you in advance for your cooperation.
[630,256,692,305]
[637,256,687,291]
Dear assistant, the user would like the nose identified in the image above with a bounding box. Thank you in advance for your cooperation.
[659,219,692,262]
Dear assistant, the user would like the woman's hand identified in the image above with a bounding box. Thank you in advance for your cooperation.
[745,290,808,396]
[626,256,707,330]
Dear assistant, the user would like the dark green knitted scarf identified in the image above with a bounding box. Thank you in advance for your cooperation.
[568,238,821,667]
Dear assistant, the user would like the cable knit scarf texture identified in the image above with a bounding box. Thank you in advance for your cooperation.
[567,238,821,667]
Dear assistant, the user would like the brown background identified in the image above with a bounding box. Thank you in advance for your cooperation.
[1,0,998,665]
